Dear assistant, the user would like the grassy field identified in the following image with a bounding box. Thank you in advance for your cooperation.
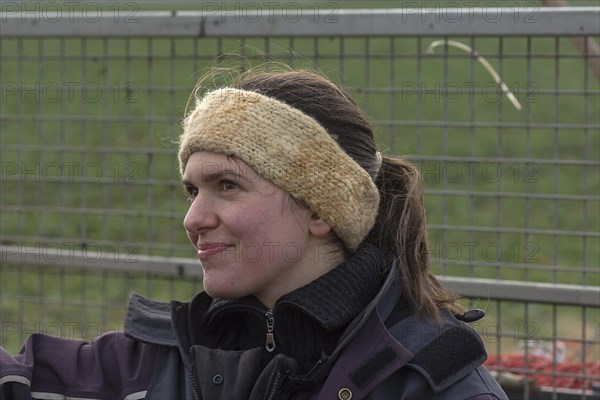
[1,2,599,354]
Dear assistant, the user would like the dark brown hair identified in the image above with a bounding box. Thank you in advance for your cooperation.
[203,69,461,320]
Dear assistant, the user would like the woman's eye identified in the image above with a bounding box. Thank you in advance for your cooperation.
[221,180,238,191]
[184,186,198,201]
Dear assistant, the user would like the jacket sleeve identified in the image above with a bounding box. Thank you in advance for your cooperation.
[0,332,160,400]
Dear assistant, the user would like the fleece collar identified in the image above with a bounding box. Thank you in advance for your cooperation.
[203,243,388,332]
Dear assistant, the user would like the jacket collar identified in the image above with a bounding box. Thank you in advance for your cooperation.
[203,243,388,332]
[124,292,178,347]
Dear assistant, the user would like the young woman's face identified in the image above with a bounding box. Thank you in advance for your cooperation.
[182,151,317,306]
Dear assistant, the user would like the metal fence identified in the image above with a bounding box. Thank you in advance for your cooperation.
[1,5,599,399]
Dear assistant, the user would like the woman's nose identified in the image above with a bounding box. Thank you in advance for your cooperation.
[183,194,219,234]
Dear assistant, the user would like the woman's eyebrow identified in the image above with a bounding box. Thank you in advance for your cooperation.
[201,169,247,183]
[182,167,250,185]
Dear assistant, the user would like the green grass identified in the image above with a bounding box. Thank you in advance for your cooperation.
[1,3,599,353]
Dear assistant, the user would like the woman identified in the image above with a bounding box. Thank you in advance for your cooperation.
[0,70,507,400]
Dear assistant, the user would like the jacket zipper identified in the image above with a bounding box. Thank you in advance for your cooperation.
[267,369,283,400]
[189,363,201,400]
[265,309,276,352]
[305,359,323,379]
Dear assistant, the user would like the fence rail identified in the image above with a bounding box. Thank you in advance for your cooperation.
[2,244,599,307]
[2,8,600,36]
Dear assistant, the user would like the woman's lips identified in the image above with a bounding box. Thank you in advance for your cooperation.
[197,244,233,261]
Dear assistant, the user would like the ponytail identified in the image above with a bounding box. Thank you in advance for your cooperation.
[368,156,462,321]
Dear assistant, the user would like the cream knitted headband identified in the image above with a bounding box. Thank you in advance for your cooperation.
[179,88,380,252]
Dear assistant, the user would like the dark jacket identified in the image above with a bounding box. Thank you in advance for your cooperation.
[1,250,507,400]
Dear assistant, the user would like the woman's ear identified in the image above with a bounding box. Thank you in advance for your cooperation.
[308,213,333,238]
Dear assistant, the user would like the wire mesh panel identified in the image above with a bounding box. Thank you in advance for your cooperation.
[477,300,600,398]
[1,5,599,398]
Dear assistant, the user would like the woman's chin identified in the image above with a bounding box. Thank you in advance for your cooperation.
[202,278,243,299]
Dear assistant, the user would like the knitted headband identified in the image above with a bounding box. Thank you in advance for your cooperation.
[179,88,380,252]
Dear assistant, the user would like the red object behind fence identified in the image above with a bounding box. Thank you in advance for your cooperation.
[485,353,600,391]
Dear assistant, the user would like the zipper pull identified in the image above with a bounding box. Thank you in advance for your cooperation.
[265,310,275,352]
